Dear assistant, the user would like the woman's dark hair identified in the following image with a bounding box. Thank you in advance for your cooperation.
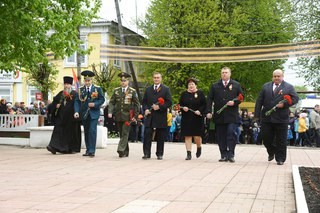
[186,77,198,87]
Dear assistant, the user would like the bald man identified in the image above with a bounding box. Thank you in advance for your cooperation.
[254,69,299,165]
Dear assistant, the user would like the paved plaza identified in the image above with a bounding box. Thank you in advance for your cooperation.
[1,142,319,213]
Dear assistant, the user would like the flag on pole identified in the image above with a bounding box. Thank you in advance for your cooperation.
[72,68,80,90]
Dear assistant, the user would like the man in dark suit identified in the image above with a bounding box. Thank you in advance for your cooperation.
[207,67,244,163]
[254,69,299,165]
[108,72,140,158]
[142,72,172,160]
[74,70,105,157]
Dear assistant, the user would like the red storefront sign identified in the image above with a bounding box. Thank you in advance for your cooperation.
[35,93,42,101]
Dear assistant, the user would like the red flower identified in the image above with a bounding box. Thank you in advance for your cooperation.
[149,97,165,111]
[124,121,131,126]
[130,109,134,120]
[237,93,244,102]
[63,90,72,100]
[173,103,180,111]
[157,97,165,105]
[283,95,292,105]
[217,93,244,114]
[265,94,293,116]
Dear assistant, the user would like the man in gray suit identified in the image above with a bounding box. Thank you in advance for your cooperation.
[254,69,299,165]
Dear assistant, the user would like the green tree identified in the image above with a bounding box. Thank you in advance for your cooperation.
[291,0,320,90]
[92,63,121,99]
[26,62,58,101]
[139,0,295,102]
[0,0,101,100]
[294,85,308,99]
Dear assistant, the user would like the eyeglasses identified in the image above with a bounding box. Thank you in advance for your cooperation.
[121,80,127,82]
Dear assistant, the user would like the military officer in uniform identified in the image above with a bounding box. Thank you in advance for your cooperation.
[74,70,105,157]
[108,72,140,157]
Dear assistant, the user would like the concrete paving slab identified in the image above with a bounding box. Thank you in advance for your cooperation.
[0,143,319,212]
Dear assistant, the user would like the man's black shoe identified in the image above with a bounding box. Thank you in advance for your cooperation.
[157,156,163,160]
[46,146,57,154]
[268,155,275,161]
[277,161,284,165]
[142,155,150,159]
[228,157,235,163]
[83,153,95,157]
[219,157,228,162]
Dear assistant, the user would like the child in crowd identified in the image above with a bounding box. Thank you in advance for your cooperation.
[287,125,293,145]
[252,122,260,144]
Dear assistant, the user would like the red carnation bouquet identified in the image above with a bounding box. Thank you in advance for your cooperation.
[216,93,244,114]
[265,95,292,116]
[150,97,165,110]
[63,90,72,100]
[124,109,135,126]
[55,90,72,116]
[144,97,165,117]
[125,111,144,126]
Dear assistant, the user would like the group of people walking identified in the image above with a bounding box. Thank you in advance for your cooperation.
[46,67,299,166]
[47,71,105,157]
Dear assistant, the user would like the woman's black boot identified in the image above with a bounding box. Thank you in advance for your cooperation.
[196,147,202,158]
[185,151,192,160]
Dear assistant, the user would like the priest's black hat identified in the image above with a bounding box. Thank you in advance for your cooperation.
[63,76,73,85]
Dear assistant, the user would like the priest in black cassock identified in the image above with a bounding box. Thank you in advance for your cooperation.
[46,76,81,154]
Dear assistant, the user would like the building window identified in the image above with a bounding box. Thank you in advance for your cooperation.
[113,58,121,67]
[0,86,11,102]
[113,39,121,68]
[64,37,88,67]
[29,88,41,105]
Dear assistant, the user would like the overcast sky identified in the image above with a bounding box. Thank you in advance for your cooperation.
[98,0,151,34]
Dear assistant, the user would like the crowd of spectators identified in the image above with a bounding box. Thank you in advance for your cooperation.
[105,104,320,149]
[0,98,52,125]
[2,97,319,148]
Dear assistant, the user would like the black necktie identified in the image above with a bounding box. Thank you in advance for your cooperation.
[87,87,90,95]
[154,85,158,92]
[122,88,125,93]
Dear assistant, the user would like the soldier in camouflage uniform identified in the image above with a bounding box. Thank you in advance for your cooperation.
[108,72,140,158]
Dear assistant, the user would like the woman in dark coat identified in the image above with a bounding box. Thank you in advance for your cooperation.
[179,78,207,160]
[46,76,81,154]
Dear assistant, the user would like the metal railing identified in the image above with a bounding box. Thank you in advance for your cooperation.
[0,115,41,132]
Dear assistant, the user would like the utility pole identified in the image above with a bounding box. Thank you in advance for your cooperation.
[76,27,82,85]
[114,0,142,102]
